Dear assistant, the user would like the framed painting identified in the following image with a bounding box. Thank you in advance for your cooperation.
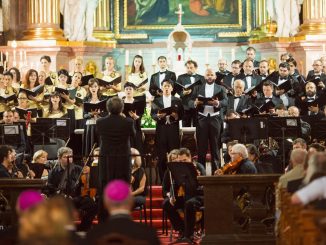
[113,0,253,41]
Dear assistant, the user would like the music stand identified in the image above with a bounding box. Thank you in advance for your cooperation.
[0,124,22,145]
[166,162,198,199]
[310,120,326,141]
[228,118,268,144]
[268,117,301,170]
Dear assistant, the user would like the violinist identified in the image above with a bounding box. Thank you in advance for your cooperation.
[162,148,204,244]
[214,143,257,175]
[0,145,22,178]
[47,147,97,231]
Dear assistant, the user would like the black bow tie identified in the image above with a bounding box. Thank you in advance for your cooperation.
[189,74,196,78]
[245,74,252,77]
[279,76,287,80]
[234,96,241,99]
[159,71,166,75]
[265,97,272,100]
[307,97,315,101]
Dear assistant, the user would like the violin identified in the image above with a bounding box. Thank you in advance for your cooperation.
[218,157,243,175]
[81,144,97,198]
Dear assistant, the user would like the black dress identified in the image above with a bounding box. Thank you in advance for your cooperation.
[131,167,146,207]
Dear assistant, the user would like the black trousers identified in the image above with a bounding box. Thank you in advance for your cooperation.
[163,196,204,238]
[73,196,97,231]
[182,109,198,127]
[156,123,180,181]
[196,115,222,172]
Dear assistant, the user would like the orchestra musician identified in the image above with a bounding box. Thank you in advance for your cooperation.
[0,145,19,178]
[215,143,257,175]
[47,147,97,231]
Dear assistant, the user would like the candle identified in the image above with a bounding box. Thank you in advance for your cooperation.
[125,50,129,66]
[231,48,235,61]
[205,49,209,64]
[219,48,222,59]
[5,51,8,62]
[4,61,6,71]
[152,50,156,65]
[24,51,27,64]
[13,50,16,63]
[179,4,182,11]
[138,49,142,56]
[0,52,3,63]
[323,44,326,54]
[19,50,23,63]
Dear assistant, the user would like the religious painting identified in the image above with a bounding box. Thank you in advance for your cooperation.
[125,0,241,28]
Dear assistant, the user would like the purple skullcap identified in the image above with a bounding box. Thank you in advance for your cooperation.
[17,190,44,211]
[104,180,130,202]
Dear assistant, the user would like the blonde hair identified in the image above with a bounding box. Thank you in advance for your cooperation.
[32,150,48,163]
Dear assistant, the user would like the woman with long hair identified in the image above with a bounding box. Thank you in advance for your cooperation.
[43,92,67,118]
[127,55,148,96]
[131,147,147,207]
[9,67,21,90]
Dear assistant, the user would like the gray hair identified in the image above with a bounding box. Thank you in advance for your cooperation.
[233,79,245,88]
[232,144,248,158]
[57,147,73,159]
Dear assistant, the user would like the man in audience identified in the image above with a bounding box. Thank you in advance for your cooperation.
[47,147,97,231]
[292,138,307,150]
[287,106,311,140]
[278,148,307,188]
[86,180,160,244]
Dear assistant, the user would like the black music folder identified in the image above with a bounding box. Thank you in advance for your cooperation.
[273,79,292,93]
[81,74,94,87]
[20,85,44,97]
[158,104,180,115]
[15,107,38,119]
[97,76,122,87]
[0,93,16,103]
[175,80,201,90]
[55,87,77,99]
[123,95,146,115]
[134,78,149,89]
[83,99,107,113]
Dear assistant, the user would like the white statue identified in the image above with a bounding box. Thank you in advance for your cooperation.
[267,0,303,37]
[60,0,99,41]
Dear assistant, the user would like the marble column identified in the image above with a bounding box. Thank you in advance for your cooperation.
[22,0,65,40]
[297,0,326,37]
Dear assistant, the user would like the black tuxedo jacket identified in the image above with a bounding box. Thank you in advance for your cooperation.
[96,114,136,185]
[175,73,205,110]
[151,96,184,125]
[86,214,160,245]
[306,70,326,82]
[222,73,245,89]
[215,70,230,84]
[189,82,228,118]
[149,70,176,97]
[255,95,283,109]
[227,94,250,113]
[242,73,262,90]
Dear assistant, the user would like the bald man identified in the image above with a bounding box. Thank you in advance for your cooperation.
[278,148,307,188]
[190,68,228,172]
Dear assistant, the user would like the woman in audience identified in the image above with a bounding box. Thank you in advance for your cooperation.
[29,150,49,179]
[131,147,147,208]
[127,55,148,96]
[43,92,67,118]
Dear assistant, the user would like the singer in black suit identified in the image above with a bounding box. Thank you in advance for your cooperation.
[221,60,245,90]
[175,60,204,127]
[296,82,323,117]
[242,58,262,90]
[190,68,228,172]
[227,79,250,114]
[149,56,176,97]
[255,81,283,113]
[151,79,184,180]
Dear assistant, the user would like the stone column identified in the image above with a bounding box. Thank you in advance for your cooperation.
[93,0,115,40]
[297,0,326,37]
[22,0,65,40]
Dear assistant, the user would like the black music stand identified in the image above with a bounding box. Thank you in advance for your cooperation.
[166,162,198,199]
[268,117,301,170]
[310,120,326,141]
[228,118,268,144]
[0,124,22,145]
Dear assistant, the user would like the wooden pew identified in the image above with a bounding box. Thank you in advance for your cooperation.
[0,179,46,226]
[198,174,280,245]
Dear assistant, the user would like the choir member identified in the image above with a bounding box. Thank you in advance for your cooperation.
[70,72,87,126]
[245,47,260,68]
[101,56,122,97]
[123,82,145,153]
[151,79,184,180]
[70,57,86,76]
[149,56,176,98]
[190,68,228,172]
[296,82,323,118]
[43,92,67,118]
[215,58,230,84]
[227,79,250,114]
[82,78,106,156]
[254,81,283,114]
[175,60,204,127]
[306,59,326,93]
[127,55,148,97]
[8,67,21,90]
[40,55,57,85]
[242,58,262,89]
[258,60,269,80]
[221,60,244,90]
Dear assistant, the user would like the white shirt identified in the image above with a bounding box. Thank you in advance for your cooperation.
[278,77,287,85]
[245,76,252,88]
[201,83,219,117]
[190,74,196,84]
[234,97,240,111]
[296,177,326,205]
[163,95,172,108]
[159,70,166,88]
[280,93,289,107]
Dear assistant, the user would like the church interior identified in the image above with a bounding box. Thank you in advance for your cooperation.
[1,0,326,244]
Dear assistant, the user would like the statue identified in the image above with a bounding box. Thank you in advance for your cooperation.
[267,0,303,37]
[60,0,99,41]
